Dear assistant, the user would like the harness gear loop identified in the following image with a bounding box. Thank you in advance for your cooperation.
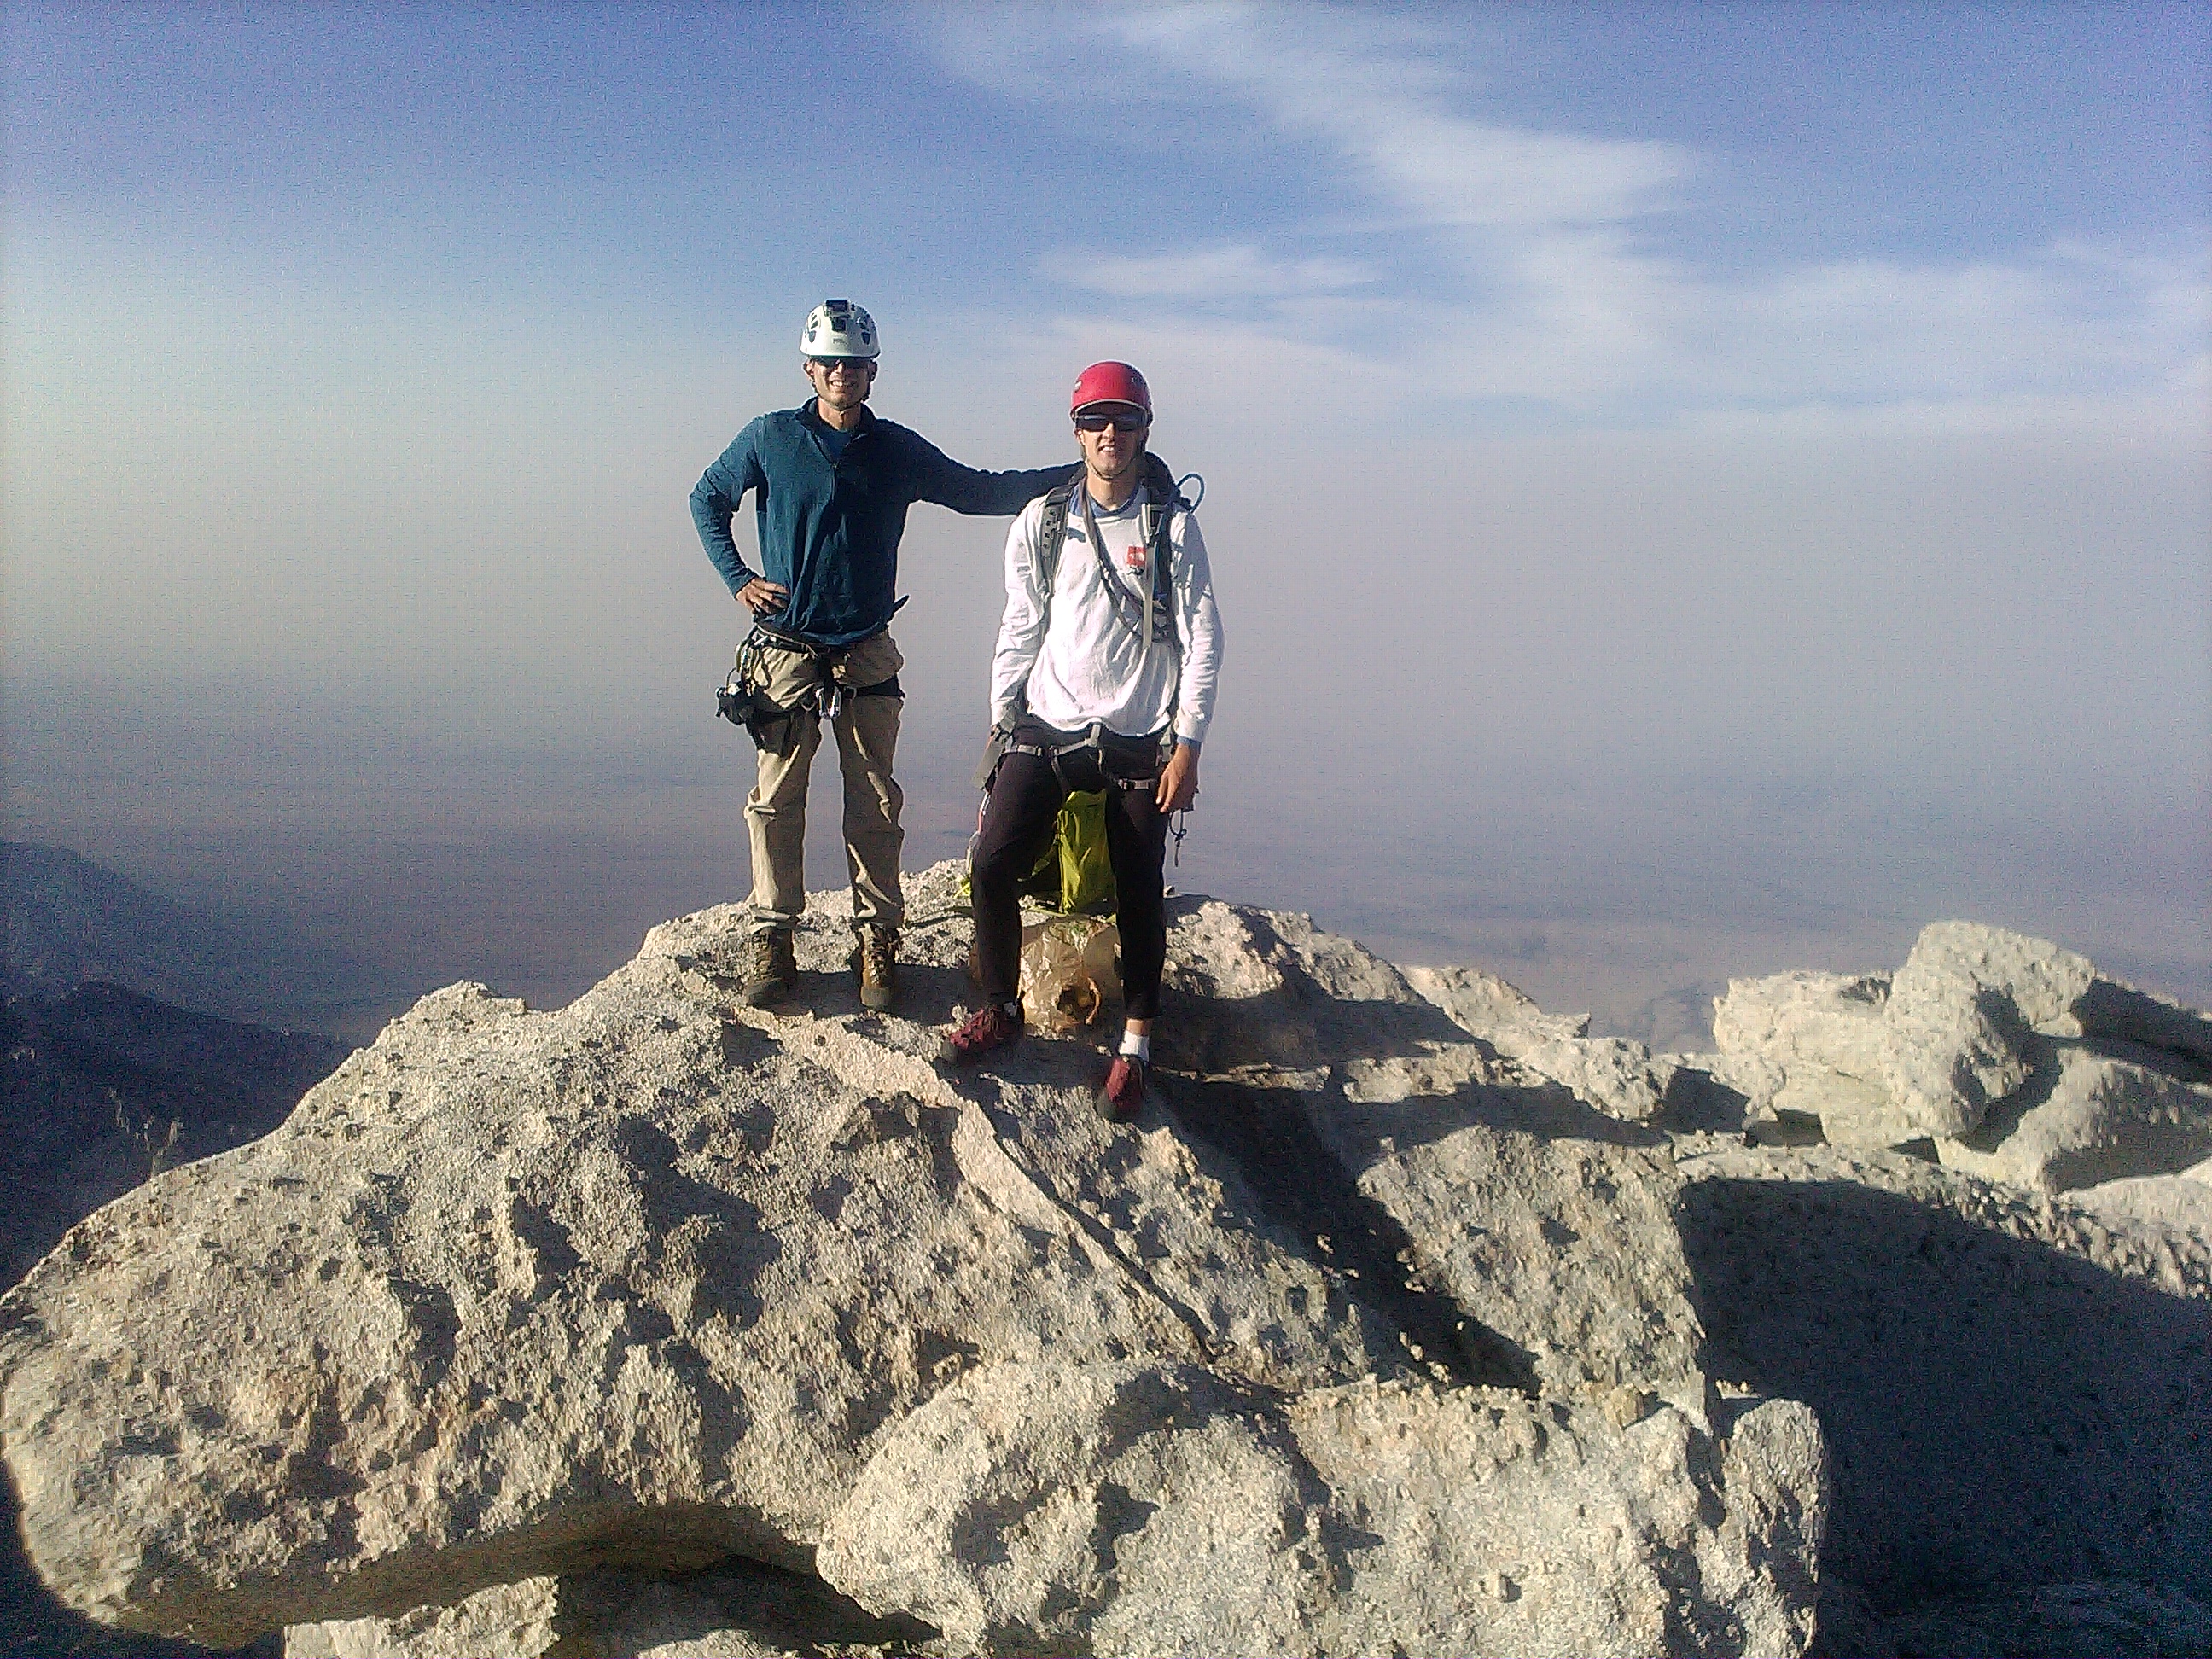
[996,720,1165,794]
[716,632,773,730]
[720,619,902,749]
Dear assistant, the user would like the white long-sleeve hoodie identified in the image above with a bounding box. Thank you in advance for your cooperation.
[990,482,1223,745]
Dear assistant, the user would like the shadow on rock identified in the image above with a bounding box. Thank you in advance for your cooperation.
[281,1551,942,1659]
[1164,1074,1542,1394]
[1679,1178,2211,1609]
[0,1476,276,1658]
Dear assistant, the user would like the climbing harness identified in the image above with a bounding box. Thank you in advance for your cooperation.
[717,620,902,748]
[998,721,1164,794]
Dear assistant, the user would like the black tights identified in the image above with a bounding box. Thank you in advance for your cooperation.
[969,726,1169,1020]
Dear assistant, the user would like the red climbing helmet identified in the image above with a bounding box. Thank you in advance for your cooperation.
[1069,361,1151,421]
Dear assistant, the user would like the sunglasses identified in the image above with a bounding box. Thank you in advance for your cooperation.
[1074,413,1147,433]
[809,357,876,375]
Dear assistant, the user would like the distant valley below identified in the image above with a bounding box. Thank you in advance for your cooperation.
[9,752,2206,1057]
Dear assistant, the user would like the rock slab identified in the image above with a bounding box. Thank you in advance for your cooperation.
[820,1359,1825,1658]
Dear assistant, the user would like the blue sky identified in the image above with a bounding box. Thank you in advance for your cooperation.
[13,3,2203,387]
[5,2,2209,1027]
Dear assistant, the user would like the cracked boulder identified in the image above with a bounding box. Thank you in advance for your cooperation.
[1710,923,2212,1190]
[19,864,2212,1656]
[1155,905,1709,1409]
[1344,1112,1708,1411]
[817,1360,1329,1656]
[1878,920,2212,1139]
[1885,919,2212,1063]
[1708,971,1908,1145]
[1710,930,2056,1146]
[0,865,1813,1655]
[1878,957,2034,1138]
[1287,1381,1825,1658]
[1936,1045,2212,1194]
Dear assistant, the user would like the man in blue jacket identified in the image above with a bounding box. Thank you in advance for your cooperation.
[692,299,1070,1012]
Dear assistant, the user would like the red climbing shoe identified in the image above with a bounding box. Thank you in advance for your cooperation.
[940,1001,1022,1065]
[1097,1053,1147,1121]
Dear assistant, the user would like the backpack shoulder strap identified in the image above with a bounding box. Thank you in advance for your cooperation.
[1005,474,1086,735]
[1043,461,1183,644]
[1147,489,1177,619]
[1036,479,1077,603]
[1139,453,1184,623]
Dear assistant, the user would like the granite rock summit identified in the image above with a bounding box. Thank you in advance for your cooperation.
[2,870,2203,1657]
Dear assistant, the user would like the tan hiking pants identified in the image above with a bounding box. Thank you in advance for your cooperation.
[742,630,905,934]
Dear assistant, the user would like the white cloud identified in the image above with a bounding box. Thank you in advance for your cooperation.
[921,2,2208,426]
[1038,242,1374,299]
[914,2,1685,230]
[1097,3,1688,230]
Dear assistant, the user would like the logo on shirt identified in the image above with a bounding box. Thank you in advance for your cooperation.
[1123,545,1145,572]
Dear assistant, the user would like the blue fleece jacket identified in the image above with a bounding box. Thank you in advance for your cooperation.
[692,400,1074,649]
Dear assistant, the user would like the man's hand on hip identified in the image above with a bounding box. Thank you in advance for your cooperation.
[738,578,789,614]
[1156,742,1200,813]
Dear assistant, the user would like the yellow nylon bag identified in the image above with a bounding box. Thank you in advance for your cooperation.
[1021,789,1116,917]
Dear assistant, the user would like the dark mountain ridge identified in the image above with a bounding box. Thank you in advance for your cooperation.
[3,841,288,1022]
[0,981,350,1289]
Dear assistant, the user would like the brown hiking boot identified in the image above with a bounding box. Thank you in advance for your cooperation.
[939,1001,1022,1065]
[739,928,798,1008]
[851,925,898,1012]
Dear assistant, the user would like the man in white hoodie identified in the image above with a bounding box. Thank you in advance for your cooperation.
[940,362,1224,1120]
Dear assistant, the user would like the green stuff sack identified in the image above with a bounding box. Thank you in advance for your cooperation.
[1019,789,1117,917]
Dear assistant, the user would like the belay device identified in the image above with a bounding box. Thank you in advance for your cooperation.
[715,632,770,731]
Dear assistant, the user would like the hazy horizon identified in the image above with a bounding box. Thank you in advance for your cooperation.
[10,665,2205,1049]
[6,2,2206,1045]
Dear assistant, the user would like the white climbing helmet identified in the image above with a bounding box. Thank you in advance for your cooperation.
[800,298,879,359]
